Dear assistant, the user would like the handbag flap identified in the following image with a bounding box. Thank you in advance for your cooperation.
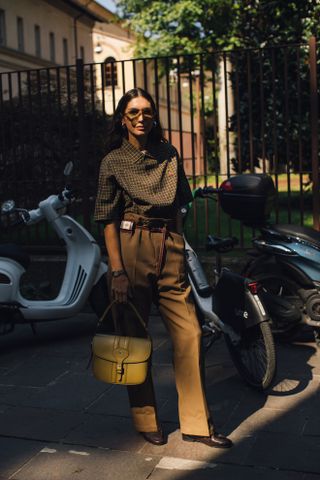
[92,334,152,363]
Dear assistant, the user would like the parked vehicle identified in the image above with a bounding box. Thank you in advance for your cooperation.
[0,165,276,390]
[236,175,320,346]
[0,162,109,336]
[203,172,320,346]
[182,191,276,390]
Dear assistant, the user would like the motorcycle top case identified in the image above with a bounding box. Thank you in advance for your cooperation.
[219,174,276,226]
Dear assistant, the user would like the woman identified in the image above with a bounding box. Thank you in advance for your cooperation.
[94,88,232,449]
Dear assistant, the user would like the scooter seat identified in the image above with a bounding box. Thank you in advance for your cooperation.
[270,224,320,248]
[0,244,30,270]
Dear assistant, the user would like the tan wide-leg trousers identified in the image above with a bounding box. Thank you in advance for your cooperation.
[116,215,211,436]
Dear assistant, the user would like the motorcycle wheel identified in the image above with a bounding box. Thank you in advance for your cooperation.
[224,321,276,390]
[244,260,303,342]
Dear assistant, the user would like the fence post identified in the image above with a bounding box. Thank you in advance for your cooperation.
[76,58,90,231]
[309,36,319,230]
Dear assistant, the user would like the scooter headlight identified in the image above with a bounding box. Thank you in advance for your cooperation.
[1,200,15,214]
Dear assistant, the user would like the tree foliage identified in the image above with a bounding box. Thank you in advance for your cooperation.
[116,0,236,56]
[116,0,320,56]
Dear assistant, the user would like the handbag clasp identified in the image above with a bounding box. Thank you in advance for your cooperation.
[114,345,129,381]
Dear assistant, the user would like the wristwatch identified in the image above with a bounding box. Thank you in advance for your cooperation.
[111,269,126,278]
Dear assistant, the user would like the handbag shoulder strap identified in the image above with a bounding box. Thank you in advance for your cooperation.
[97,299,149,335]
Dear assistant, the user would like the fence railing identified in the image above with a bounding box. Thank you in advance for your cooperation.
[0,38,319,249]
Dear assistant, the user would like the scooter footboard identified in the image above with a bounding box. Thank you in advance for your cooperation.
[213,269,270,333]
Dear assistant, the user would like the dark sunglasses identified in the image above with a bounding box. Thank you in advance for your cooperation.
[124,108,154,121]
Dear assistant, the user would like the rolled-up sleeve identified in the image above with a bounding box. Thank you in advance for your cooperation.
[94,156,123,223]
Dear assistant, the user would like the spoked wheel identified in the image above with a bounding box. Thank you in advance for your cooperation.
[224,321,276,390]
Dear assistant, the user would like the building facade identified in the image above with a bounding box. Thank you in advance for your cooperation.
[0,0,101,73]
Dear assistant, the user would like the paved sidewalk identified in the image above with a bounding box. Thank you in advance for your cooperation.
[0,310,319,480]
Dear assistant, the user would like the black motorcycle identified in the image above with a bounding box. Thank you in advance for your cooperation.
[200,173,320,346]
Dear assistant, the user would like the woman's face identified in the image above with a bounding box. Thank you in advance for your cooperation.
[122,96,154,142]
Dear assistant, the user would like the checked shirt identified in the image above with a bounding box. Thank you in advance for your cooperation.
[94,138,193,223]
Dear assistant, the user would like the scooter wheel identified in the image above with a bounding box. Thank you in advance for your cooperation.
[224,321,276,390]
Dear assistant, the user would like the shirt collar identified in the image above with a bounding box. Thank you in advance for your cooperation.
[121,138,157,163]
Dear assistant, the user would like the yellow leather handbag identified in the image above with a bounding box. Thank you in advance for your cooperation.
[91,300,152,386]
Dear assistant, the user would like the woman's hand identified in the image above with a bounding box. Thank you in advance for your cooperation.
[111,274,130,303]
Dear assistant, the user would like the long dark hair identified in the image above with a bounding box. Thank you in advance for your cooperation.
[106,88,166,153]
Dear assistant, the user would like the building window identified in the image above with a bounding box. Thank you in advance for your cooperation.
[49,32,55,62]
[63,38,68,65]
[104,57,118,87]
[34,25,41,57]
[80,46,85,62]
[0,9,6,46]
[17,17,24,52]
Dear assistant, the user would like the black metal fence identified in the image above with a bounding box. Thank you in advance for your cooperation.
[0,38,319,249]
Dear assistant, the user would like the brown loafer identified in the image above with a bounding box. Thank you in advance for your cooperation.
[140,428,166,446]
[182,432,233,449]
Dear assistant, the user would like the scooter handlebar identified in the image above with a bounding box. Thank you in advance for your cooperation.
[23,189,73,225]
[58,186,74,202]
[0,186,74,230]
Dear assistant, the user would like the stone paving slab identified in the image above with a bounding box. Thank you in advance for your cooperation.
[263,378,319,411]
[304,416,320,436]
[0,406,84,442]
[7,444,159,480]
[148,459,307,480]
[0,354,74,388]
[0,315,96,362]
[245,431,320,474]
[224,406,308,436]
[64,413,147,451]
[0,437,46,478]
[222,380,320,436]
[0,373,109,412]
[86,384,132,417]
[275,342,319,379]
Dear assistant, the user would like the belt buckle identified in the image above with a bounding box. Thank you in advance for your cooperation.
[120,220,134,231]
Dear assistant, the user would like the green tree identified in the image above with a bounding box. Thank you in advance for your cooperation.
[234,0,319,48]
[116,0,320,56]
[116,0,237,56]
[227,1,320,172]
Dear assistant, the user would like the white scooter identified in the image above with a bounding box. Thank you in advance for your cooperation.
[0,162,108,335]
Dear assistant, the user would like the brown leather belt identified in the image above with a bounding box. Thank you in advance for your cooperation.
[122,214,177,233]
[121,214,179,276]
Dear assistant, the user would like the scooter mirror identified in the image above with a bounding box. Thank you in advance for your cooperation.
[64,161,73,177]
[1,199,15,214]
